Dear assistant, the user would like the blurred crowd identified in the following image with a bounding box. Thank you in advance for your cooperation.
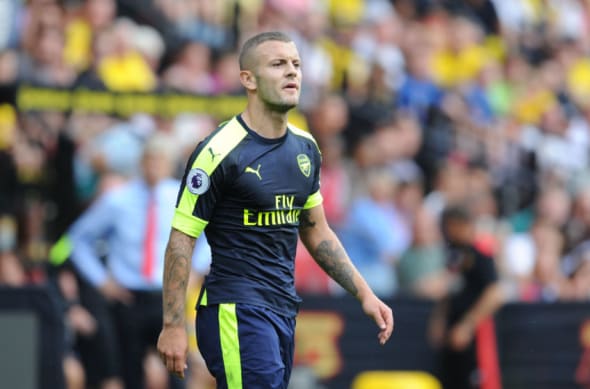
[2,0,590,387]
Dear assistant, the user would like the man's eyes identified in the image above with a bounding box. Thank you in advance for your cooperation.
[271,61,301,67]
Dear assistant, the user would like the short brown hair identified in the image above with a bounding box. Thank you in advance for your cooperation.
[238,31,293,70]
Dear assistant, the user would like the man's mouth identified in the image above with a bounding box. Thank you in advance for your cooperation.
[283,83,298,91]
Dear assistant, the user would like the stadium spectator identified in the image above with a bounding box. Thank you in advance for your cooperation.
[291,2,335,111]
[96,18,158,92]
[423,154,471,219]
[63,0,117,72]
[162,41,215,94]
[395,162,450,300]
[501,184,574,301]
[210,51,242,95]
[564,185,590,253]
[339,166,409,297]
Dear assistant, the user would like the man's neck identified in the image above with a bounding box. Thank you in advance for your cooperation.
[241,102,289,139]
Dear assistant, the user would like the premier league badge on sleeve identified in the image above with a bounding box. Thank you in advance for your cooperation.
[187,168,210,195]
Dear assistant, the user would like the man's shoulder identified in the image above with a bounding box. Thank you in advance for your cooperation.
[288,123,317,143]
[188,116,248,173]
[287,124,321,155]
[201,116,246,145]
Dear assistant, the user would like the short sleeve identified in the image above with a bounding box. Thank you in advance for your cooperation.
[172,118,247,237]
[303,139,323,209]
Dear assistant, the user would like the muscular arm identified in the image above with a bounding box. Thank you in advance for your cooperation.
[162,228,196,327]
[299,205,394,344]
[158,227,196,377]
[299,206,365,298]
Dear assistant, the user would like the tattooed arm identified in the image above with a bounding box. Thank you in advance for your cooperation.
[299,207,363,297]
[299,206,394,345]
[157,228,196,378]
[162,228,195,326]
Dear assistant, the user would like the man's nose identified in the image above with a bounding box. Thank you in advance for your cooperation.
[285,62,298,77]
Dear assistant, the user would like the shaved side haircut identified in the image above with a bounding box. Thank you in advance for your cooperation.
[238,31,293,70]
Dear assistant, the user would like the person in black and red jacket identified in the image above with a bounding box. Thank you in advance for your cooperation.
[429,205,505,389]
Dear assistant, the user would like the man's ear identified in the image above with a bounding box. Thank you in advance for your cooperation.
[239,70,256,91]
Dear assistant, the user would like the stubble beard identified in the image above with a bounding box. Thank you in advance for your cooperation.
[258,79,299,113]
[266,100,297,113]
[263,93,298,114]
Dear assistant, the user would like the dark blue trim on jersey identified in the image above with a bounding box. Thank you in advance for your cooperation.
[237,114,288,144]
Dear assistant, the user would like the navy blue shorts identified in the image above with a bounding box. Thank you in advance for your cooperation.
[196,298,295,389]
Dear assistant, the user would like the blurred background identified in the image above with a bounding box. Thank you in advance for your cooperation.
[1,0,590,388]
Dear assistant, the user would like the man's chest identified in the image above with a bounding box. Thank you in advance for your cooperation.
[225,141,317,211]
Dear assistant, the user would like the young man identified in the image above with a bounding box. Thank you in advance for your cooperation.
[157,31,394,388]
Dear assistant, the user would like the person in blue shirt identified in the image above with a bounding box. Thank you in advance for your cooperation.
[68,133,211,389]
[157,31,394,389]
[339,167,412,297]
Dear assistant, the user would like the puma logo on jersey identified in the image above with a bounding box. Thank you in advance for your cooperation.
[245,164,262,180]
[208,147,221,162]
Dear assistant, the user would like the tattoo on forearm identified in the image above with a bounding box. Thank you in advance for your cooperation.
[313,240,358,296]
[299,209,316,230]
[162,229,195,326]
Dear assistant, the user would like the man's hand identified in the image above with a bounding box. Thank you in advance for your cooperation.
[427,314,446,349]
[67,304,97,336]
[296,206,394,344]
[448,320,474,351]
[157,325,189,379]
[361,293,394,345]
[98,277,134,305]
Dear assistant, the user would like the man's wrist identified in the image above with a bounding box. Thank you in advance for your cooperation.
[460,315,476,331]
[356,284,374,302]
[163,320,185,329]
[163,311,186,328]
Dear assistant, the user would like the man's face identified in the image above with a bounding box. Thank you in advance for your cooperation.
[142,151,173,187]
[251,40,302,112]
[443,219,473,248]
